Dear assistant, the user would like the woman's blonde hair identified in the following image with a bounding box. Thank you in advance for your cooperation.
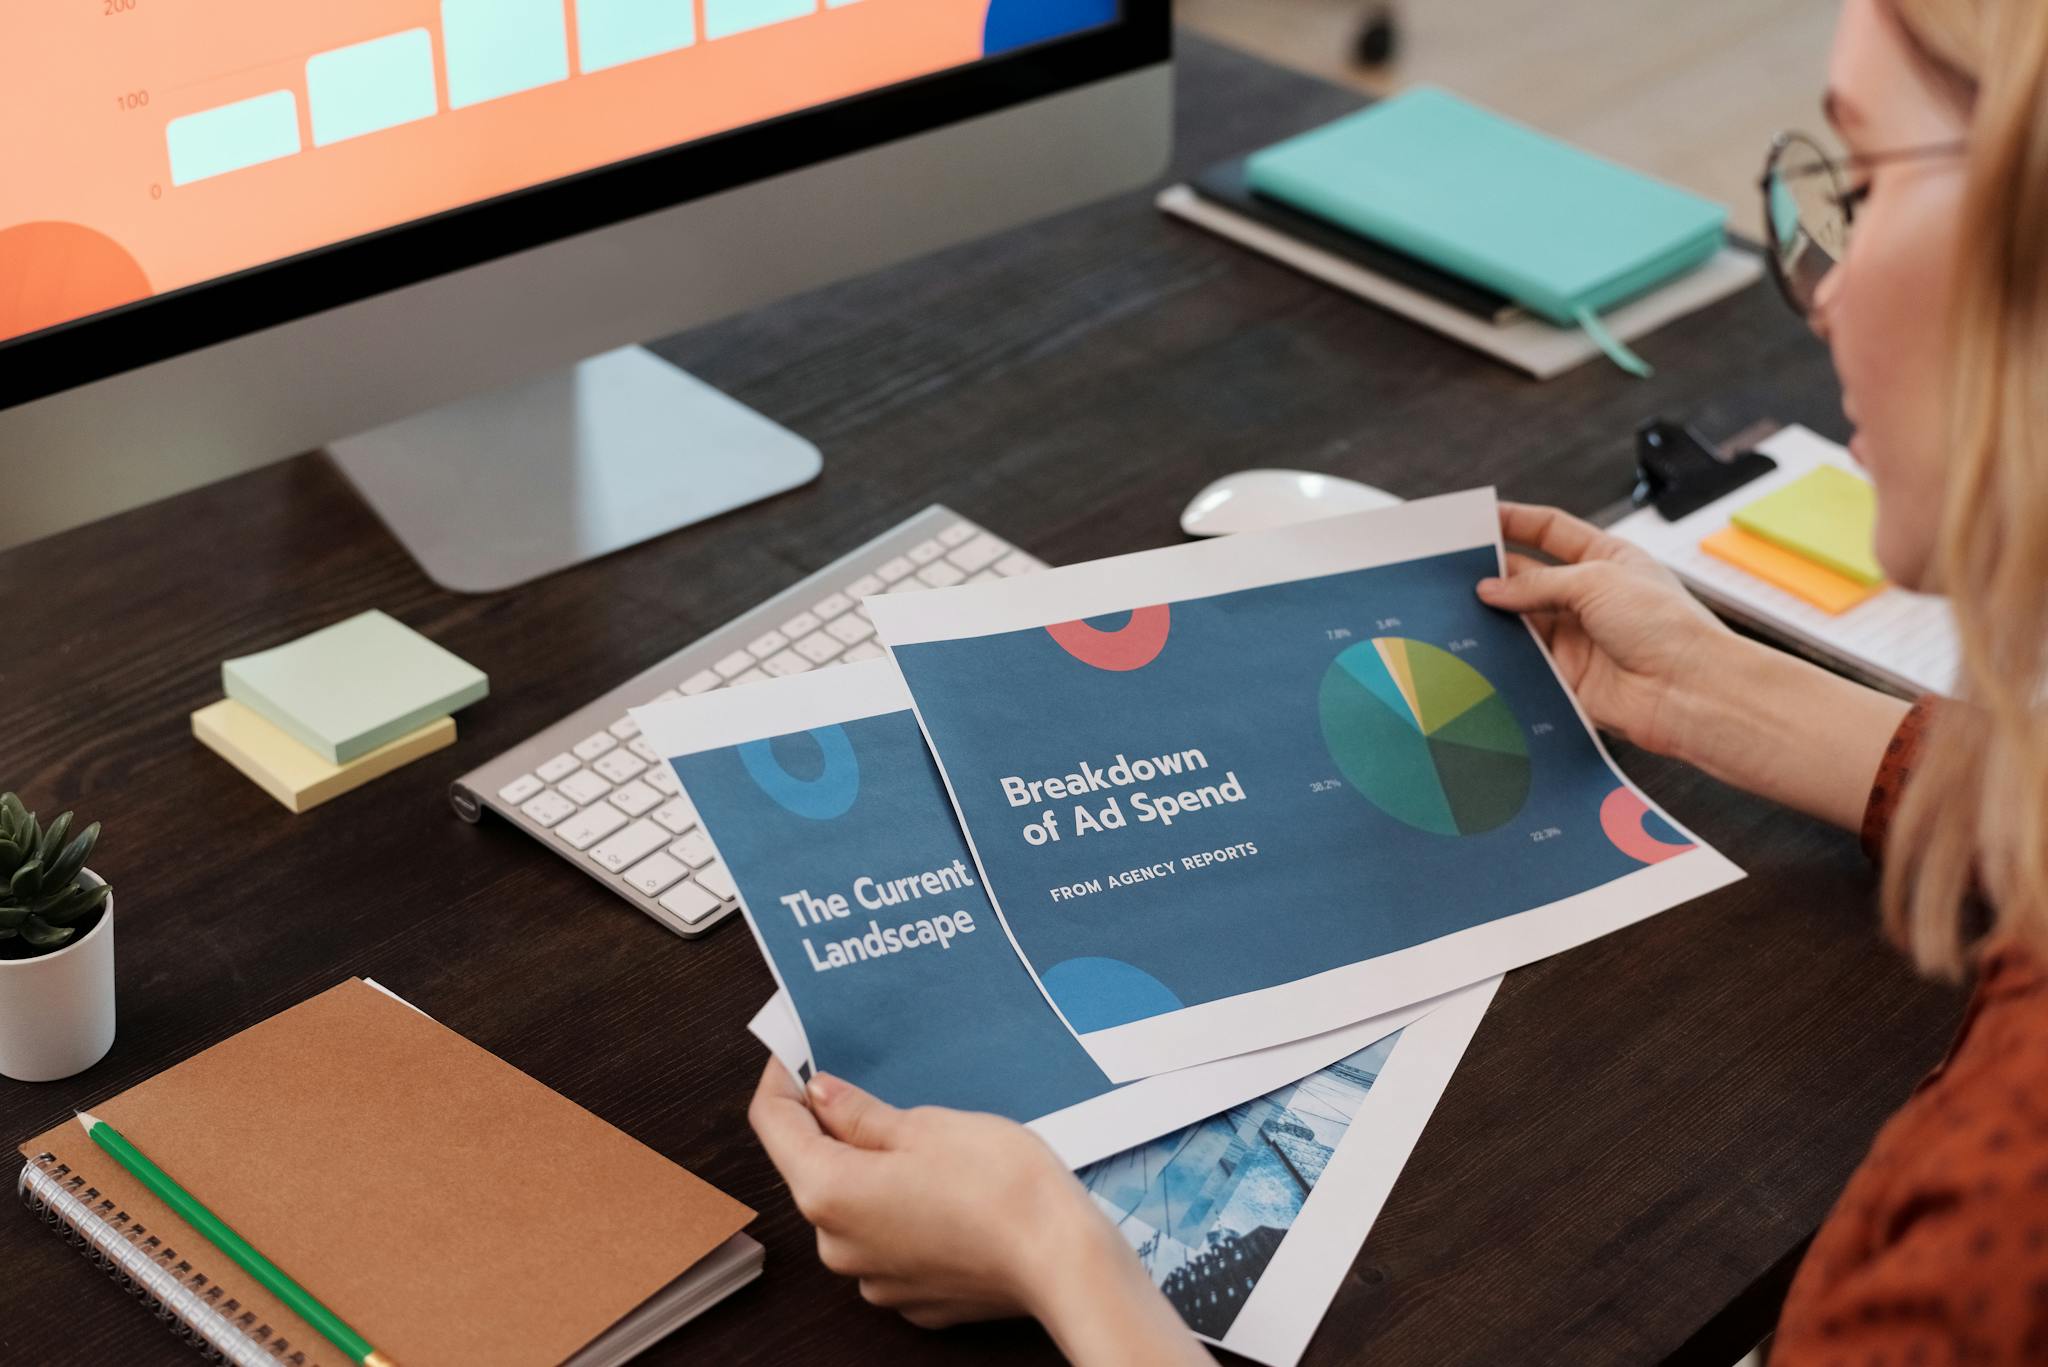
[1882,0,2048,977]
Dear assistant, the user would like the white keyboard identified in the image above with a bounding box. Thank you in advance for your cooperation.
[451,506,1045,937]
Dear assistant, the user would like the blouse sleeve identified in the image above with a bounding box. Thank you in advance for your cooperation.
[1860,696,1941,864]
[1767,1184,2033,1366]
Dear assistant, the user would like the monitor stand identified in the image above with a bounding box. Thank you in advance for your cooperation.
[327,345,821,593]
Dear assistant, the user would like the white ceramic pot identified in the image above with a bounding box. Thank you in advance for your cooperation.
[0,870,115,1083]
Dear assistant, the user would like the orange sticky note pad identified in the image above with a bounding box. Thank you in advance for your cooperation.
[1701,525,1883,614]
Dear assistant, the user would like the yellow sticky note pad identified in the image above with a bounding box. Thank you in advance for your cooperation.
[1730,466,1885,585]
[193,698,455,814]
[1701,525,1883,614]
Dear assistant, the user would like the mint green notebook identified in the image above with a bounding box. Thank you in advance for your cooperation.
[223,610,488,764]
[1245,88,1726,366]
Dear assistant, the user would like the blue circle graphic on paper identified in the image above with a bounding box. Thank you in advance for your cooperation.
[739,727,860,820]
[1041,957,1184,1032]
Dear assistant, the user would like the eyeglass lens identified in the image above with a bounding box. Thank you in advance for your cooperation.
[1764,134,1850,316]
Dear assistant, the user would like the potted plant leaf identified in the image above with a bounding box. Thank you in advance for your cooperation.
[0,793,115,1082]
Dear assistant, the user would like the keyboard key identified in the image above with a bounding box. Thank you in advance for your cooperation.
[573,731,617,761]
[608,716,640,739]
[916,560,966,588]
[748,629,789,658]
[537,752,579,783]
[823,614,872,647]
[698,862,738,901]
[623,851,688,897]
[794,631,844,664]
[763,650,811,678]
[555,803,627,850]
[813,592,853,621]
[557,768,613,804]
[650,688,684,705]
[948,533,1007,573]
[498,774,543,805]
[876,556,914,583]
[714,650,754,679]
[670,828,716,867]
[608,780,661,816]
[846,573,884,600]
[826,614,875,646]
[781,610,821,639]
[594,749,647,783]
[908,538,944,565]
[659,880,723,925]
[652,796,699,833]
[590,819,668,872]
[887,579,925,593]
[647,765,679,794]
[844,641,885,662]
[731,668,770,687]
[520,790,577,828]
[969,571,1001,584]
[996,551,1038,576]
[628,736,658,762]
[939,521,976,547]
[682,670,721,694]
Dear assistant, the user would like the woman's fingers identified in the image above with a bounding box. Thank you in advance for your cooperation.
[1477,559,1604,615]
[750,1060,847,1195]
[899,1300,1012,1330]
[1498,501,1611,565]
[858,1277,928,1309]
[859,1282,1013,1329]
[808,1072,909,1151]
[818,1229,885,1278]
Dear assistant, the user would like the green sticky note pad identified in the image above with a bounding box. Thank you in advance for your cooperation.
[1243,87,1726,327]
[1731,467,1885,586]
[223,610,488,764]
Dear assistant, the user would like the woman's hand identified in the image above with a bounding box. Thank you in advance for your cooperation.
[748,1061,1207,1365]
[1475,502,1736,759]
[1476,501,1909,832]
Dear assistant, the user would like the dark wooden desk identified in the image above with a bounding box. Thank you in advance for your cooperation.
[1,35,1964,1367]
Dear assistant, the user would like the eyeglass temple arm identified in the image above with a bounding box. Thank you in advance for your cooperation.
[1777,140,1970,180]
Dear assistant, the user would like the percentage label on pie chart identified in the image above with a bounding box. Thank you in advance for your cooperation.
[1318,637,1532,836]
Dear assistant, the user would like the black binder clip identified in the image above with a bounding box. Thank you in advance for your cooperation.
[1632,418,1777,522]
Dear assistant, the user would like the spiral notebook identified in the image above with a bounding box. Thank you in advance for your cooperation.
[15,979,758,1367]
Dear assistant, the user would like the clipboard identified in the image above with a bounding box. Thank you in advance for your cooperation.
[1596,420,1957,699]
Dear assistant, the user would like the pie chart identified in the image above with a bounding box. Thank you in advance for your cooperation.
[1318,638,1532,836]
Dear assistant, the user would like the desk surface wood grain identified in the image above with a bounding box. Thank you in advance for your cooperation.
[0,35,1962,1367]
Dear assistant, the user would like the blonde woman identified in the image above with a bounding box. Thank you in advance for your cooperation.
[749,0,2048,1359]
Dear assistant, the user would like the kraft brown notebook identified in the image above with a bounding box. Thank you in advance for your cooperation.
[16,978,758,1367]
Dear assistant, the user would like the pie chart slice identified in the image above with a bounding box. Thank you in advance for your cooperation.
[1318,638,1532,836]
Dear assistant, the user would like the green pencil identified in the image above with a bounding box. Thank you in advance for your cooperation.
[76,1112,399,1367]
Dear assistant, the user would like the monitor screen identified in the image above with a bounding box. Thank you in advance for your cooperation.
[0,0,1124,350]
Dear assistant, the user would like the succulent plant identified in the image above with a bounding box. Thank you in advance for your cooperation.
[0,793,109,958]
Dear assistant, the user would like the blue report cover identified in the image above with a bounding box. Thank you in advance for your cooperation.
[634,664,1426,1167]
[870,489,1743,1081]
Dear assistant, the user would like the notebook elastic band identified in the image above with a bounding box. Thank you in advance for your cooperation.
[1574,305,1654,379]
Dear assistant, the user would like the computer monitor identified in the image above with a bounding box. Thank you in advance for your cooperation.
[1,1,1170,587]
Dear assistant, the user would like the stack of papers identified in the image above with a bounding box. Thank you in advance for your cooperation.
[1613,426,1958,696]
[195,610,487,812]
[635,491,1740,1364]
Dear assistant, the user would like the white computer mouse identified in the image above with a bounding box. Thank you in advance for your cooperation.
[1180,468,1402,537]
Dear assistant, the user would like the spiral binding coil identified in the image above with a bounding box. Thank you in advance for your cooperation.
[18,1153,325,1367]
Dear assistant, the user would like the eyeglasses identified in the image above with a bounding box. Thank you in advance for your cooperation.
[1759,131,1968,319]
